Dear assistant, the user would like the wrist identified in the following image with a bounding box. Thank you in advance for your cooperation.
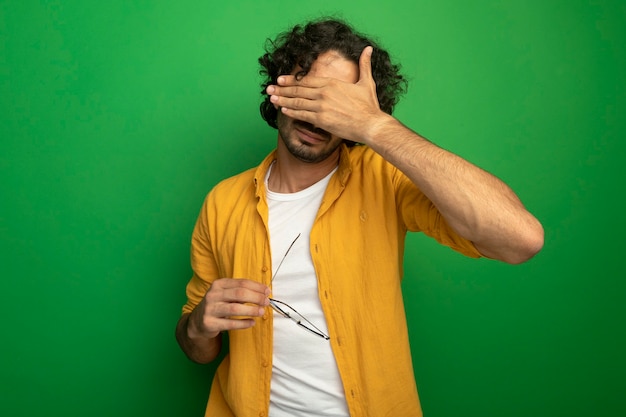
[361,112,397,146]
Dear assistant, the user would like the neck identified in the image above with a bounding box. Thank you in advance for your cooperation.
[268,142,340,193]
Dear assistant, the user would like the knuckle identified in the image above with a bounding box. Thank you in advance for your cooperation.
[201,315,212,327]
[213,277,227,287]
[204,302,219,319]
[201,316,217,333]
[226,303,240,316]
[204,287,220,303]
[233,287,247,299]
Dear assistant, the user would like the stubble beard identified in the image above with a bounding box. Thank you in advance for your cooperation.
[277,116,342,164]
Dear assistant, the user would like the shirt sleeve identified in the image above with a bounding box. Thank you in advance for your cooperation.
[182,193,220,314]
[392,166,482,259]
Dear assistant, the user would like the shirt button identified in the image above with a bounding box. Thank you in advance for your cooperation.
[261,266,268,272]
[259,412,266,417]
[262,360,269,367]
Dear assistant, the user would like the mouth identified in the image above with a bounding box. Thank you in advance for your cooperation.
[294,123,329,144]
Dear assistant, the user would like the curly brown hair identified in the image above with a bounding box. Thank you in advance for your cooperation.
[258,18,407,131]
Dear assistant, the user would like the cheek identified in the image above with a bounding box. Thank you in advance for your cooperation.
[276,112,290,131]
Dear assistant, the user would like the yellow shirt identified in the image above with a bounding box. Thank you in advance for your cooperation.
[183,144,480,417]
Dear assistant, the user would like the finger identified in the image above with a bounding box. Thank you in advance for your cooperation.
[210,279,270,306]
[197,315,257,336]
[213,301,266,319]
[221,287,270,307]
[358,46,374,83]
[280,106,316,125]
[267,84,320,101]
[276,75,326,87]
[277,75,297,86]
[194,297,265,336]
[269,87,317,102]
[217,278,270,294]
[271,95,320,113]
[213,317,257,332]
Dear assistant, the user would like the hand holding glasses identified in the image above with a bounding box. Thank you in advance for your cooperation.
[190,234,329,341]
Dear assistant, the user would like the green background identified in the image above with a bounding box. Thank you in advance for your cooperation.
[1,0,624,416]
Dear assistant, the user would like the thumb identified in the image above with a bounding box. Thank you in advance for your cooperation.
[358,46,374,83]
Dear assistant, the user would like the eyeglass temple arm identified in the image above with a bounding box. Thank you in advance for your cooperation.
[271,233,301,282]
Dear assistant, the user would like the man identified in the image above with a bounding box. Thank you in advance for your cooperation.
[175,18,543,417]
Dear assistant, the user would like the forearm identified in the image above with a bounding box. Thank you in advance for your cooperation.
[175,312,222,364]
[363,114,544,264]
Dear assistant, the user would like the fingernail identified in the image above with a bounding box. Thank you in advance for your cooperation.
[266,86,275,94]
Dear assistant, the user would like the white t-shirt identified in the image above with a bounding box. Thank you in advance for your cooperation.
[266,164,349,417]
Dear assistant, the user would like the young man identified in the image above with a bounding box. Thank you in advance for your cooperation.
[176,18,543,417]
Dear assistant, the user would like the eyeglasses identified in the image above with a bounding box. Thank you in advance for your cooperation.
[268,233,330,340]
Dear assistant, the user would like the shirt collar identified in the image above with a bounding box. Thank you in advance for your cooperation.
[253,144,353,196]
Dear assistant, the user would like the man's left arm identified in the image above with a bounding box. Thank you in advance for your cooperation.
[267,47,544,264]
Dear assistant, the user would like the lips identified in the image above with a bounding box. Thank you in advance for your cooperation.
[294,122,329,144]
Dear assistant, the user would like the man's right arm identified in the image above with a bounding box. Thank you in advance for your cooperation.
[175,278,271,364]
